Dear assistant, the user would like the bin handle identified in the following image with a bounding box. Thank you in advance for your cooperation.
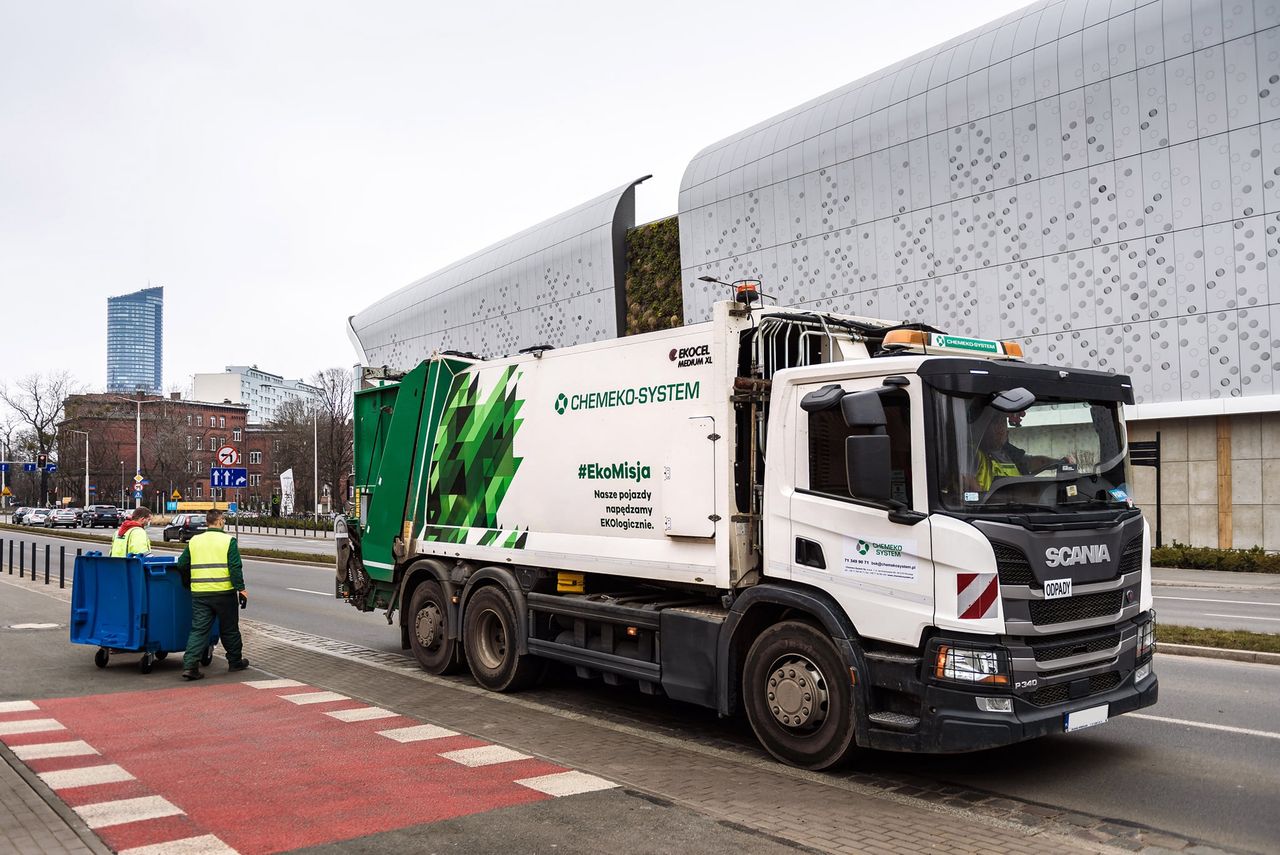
[147,566,168,577]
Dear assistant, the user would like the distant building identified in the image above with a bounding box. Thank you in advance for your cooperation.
[106,286,164,394]
[192,365,320,424]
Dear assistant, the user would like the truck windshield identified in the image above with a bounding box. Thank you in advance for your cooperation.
[932,391,1130,514]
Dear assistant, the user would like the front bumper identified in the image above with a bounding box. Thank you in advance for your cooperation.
[859,612,1158,753]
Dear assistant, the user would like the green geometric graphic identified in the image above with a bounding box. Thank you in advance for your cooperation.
[422,365,526,546]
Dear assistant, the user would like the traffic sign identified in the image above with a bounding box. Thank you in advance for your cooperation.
[133,474,144,485]
[89,485,97,492]
[1,487,10,496]
[0,463,8,473]
[216,445,241,466]
[45,464,57,473]
[210,467,248,488]
[228,502,238,513]
[171,490,182,500]
[133,490,143,501]
[22,463,36,472]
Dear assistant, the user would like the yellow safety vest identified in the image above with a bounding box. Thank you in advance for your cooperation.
[188,530,234,593]
[975,452,1021,491]
[109,526,151,557]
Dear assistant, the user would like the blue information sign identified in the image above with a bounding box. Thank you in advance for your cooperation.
[22,463,36,472]
[210,467,248,488]
[45,464,57,473]
[0,463,8,472]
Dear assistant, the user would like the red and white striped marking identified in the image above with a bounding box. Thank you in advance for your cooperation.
[2,681,618,855]
[957,572,999,620]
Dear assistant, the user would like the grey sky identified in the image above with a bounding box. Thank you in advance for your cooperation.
[1,0,1027,395]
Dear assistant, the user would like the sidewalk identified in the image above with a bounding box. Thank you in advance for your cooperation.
[0,742,108,855]
[1153,566,1280,590]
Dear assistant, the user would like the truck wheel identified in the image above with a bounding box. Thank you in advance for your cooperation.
[743,620,858,770]
[408,581,463,675]
[462,585,540,692]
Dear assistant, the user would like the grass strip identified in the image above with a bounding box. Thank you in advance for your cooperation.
[1159,623,1280,654]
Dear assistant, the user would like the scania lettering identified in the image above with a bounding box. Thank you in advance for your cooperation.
[337,297,1157,769]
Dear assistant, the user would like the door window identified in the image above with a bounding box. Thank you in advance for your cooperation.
[807,389,912,506]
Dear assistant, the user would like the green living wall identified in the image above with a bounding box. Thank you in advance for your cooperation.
[624,216,683,335]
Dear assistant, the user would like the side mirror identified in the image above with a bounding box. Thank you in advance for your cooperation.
[840,390,886,429]
[845,435,891,502]
[991,387,1035,413]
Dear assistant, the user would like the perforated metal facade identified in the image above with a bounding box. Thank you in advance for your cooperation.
[349,178,648,369]
[679,0,1280,410]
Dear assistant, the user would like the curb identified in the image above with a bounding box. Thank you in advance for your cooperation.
[0,741,113,855]
[1159,642,1280,665]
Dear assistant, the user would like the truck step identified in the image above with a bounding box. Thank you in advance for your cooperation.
[864,650,921,665]
[867,711,921,732]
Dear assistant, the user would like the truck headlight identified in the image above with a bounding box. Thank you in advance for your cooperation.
[934,645,1009,686]
[1137,615,1155,661]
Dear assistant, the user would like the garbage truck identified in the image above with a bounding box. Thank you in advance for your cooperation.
[336,286,1157,769]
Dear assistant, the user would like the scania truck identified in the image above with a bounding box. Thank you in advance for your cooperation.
[336,287,1157,769]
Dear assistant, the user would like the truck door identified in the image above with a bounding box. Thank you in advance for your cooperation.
[787,378,934,647]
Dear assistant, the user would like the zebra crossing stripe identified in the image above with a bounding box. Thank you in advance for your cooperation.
[74,796,184,829]
[514,770,618,797]
[39,763,134,790]
[12,740,99,761]
[119,834,239,855]
[0,718,65,736]
[0,700,38,713]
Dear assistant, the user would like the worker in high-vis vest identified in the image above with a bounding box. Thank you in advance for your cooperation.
[969,412,1075,492]
[176,508,249,680]
[110,507,153,556]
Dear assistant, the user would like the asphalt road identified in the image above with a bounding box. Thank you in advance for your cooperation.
[1152,569,1280,634]
[6,528,1280,852]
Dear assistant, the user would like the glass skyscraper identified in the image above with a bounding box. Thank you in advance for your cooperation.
[106,286,163,394]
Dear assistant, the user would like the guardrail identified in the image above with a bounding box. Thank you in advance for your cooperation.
[1,535,81,589]
[227,519,332,539]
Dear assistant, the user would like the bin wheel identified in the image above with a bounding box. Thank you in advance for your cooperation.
[154,651,168,661]
[200,648,214,667]
[94,648,109,669]
[140,653,154,674]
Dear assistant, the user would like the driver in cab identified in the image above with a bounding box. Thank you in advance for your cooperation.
[967,412,1075,492]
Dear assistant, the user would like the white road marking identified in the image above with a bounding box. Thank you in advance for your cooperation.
[286,588,330,596]
[325,706,399,722]
[1127,713,1280,740]
[75,795,184,828]
[39,763,135,790]
[0,700,38,713]
[0,718,65,736]
[515,770,618,797]
[119,835,239,855]
[1202,612,1280,622]
[242,679,305,689]
[377,724,458,743]
[279,691,348,705]
[1154,595,1280,607]
[10,623,59,630]
[440,745,532,767]
[13,740,99,760]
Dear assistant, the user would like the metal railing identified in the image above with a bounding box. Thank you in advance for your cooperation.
[1,535,81,589]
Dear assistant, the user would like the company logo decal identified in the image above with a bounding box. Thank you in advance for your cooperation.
[1044,544,1111,568]
[553,382,700,415]
[668,344,712,367]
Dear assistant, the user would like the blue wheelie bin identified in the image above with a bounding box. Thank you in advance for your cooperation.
[70,552,219,673]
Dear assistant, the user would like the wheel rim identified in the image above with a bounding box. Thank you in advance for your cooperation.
[473,608,507,671]
[414,601,443,650]
[764,654,829,731]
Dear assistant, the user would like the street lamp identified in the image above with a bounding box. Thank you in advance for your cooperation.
[109,395,164,509]
[65,429,90,509]
[119,461,124,508]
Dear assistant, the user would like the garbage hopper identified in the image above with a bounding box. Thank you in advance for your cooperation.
[70,551,219,673]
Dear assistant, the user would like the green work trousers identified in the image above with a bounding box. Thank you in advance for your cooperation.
[183,592,243,670]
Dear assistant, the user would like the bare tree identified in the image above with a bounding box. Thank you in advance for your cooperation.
[312,368,354,513]
[1,372,80,505]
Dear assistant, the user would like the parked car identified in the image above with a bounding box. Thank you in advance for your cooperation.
[12,507,31,524]
[162,513,207,542]
[49,508,79,528]
[25,508,52,526]
[82,506,123,528]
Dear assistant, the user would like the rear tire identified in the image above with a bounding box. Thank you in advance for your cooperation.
[742,620,858,770]
[462,585,540,692]
[407,580,464,675]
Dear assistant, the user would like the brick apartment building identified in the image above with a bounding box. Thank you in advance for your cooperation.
[59,393,249,508]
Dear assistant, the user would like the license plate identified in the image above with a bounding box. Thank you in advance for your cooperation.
[1064,704,1109,733]
[1043,578,1073,599]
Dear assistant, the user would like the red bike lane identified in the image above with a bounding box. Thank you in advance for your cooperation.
[0,680,615,854]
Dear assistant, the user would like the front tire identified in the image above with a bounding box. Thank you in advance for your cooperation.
[742,620,858,770]
[462,585,540,692]
[407,580,463,675]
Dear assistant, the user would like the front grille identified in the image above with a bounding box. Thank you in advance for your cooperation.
[1028,590,1124,626]
[1118,536,1143,576]
[1029,671,1123,706]
[1032,632,1120,663]
[992,542,1034,586]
